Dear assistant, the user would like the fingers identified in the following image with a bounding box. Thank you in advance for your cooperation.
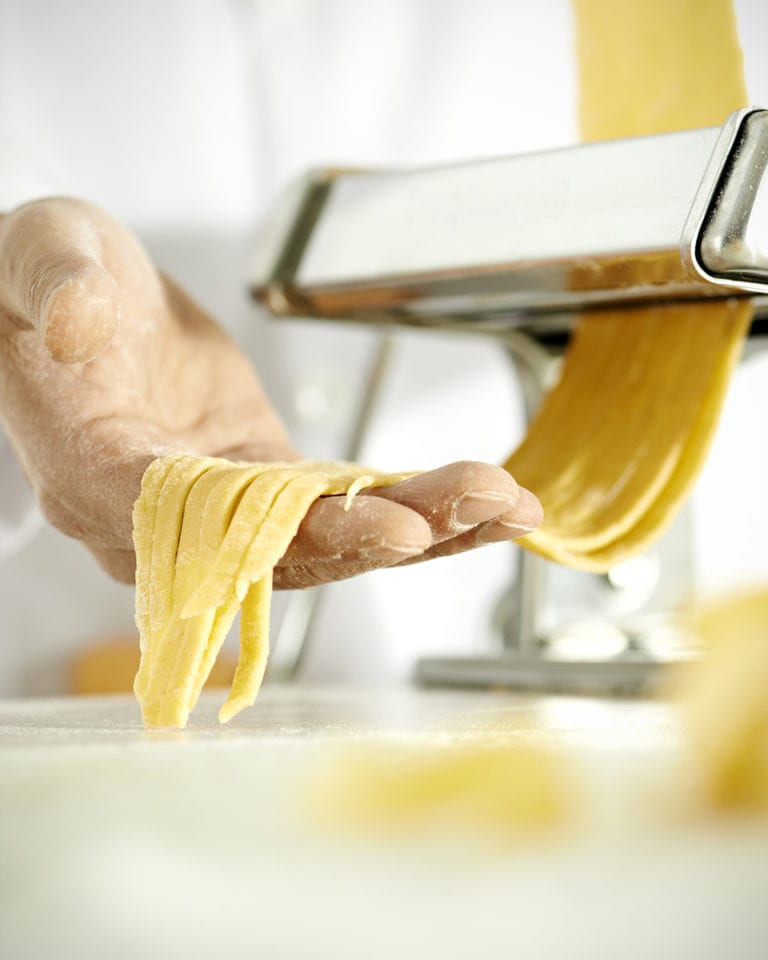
[394,485,543,566]
[365,460,522,542]
[274,461,543,590]
[91,459,541,590]
[368,460,542,564]
[0,198,120,363]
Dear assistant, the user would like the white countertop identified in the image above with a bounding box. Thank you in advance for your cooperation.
[0,682,676,746]
[1,685,767,960]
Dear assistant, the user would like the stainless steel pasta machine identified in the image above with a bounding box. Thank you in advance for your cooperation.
[250,106,768,693]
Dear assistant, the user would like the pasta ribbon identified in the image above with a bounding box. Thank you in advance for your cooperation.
[506,0,751,571]
[132,0,753,730]
[133,458,412,728]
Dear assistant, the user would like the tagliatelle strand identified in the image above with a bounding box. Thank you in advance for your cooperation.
[133,458,414,728]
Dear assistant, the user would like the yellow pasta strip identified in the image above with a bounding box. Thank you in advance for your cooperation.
[137,463,262,726]
[188,600,242,710]
[508,308,698,548]
[235,470,391,603]
[133,457,414,728]
[513,302,750,568]
[184,466,267,696]
[147,456,217,635]
[172,464,238,607]
[218,573,273,724]
[134,456,217,702]
[132,454,185,654]
[575,0,747,140]
[179,469,312,618]
[156,477,291,726]
[505,0,751,573]
[140,465,259,727]
[580,304,749,566]
[183,464,407,617]
[571,0,767,820]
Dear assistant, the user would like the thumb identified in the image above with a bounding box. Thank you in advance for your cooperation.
[0,198,120,364]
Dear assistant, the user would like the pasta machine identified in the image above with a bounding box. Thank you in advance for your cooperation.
[250,106,768,693]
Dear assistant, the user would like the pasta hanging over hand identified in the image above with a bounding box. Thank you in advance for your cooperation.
[133,456,413,728]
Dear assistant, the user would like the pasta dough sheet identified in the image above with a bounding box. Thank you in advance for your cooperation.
[528,0,765,814]
[505,0,751,572]
[575,0,747,140]
[507,301,751,571]
[133,456,413,728]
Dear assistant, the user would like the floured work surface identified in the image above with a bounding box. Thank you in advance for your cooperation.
[2,687,768,960]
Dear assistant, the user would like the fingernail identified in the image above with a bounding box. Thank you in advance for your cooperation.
[361,542,426,562]
[452,492,518,529]
[475,487,544,543]
[478,521,536,544]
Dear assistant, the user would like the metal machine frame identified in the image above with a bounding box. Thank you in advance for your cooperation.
[252,108,768,692]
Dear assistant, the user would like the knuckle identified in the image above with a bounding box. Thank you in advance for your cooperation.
[450,459,518,496]
[274,561,328,591]
[4,201,99,325]
[450,459,496,483]
[15,196,100,225]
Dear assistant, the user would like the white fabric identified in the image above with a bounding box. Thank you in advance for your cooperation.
[0,0,766,696]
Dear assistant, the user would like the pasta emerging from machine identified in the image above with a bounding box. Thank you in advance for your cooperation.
[134,0,763,775]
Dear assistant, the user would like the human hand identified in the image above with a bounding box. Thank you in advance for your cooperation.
[0,198,542,586]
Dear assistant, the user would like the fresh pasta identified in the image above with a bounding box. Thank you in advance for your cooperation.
[132,0,754,729]
[133,456,412,728]
[506,0,751,571]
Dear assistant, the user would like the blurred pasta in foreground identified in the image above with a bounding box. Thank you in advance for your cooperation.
[678,590,768,814]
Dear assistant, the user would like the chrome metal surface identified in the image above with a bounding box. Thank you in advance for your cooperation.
[268,333,399,681]
[251,109,768,328]
[684,108,768,289]
[250,111,768,695]
[415,655,662,695]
